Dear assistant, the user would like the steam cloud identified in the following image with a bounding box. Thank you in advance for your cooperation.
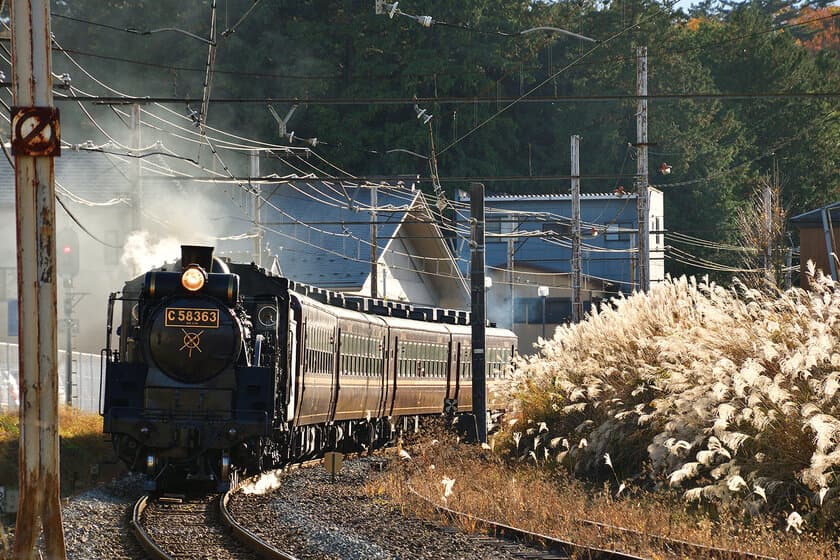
[121,231,181,273]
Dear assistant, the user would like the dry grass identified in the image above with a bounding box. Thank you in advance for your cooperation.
[0,406,115,490]
[372,431,840,560]
[0,406,123,559]
[505,272,840,536]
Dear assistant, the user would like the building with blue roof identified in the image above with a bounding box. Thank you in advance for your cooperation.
[237,181,468,310]
[456,189,664,352]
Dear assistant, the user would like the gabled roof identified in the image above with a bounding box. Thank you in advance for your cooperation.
[790,203,840,228]
[257,181,430,288]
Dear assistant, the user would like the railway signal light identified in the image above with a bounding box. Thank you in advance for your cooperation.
[58,228,79,278]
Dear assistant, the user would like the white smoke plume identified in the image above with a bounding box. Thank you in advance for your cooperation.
[240,471,284,495]
[121,231,181,274]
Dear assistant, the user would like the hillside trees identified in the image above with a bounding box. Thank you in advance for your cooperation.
[42,0,840,281]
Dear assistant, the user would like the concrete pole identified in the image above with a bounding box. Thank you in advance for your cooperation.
[64,279,72,407]
[250,149,262,268]
[571,135,583,322]
[11,0,67,557]
[763,183,773,284]
[131,103,141,235]
[635,46,650,292]
[507,237,514,329]
[370,184,378,298]
[470,183,487,444]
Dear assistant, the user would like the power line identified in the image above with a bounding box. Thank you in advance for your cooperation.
[42,92,840,106]
[52,12,215,45]
[144,173,639,183]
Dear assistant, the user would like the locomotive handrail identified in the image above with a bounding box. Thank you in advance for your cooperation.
[106,292,117,358]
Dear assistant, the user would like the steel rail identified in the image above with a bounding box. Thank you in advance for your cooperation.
[221,479,301,560]
[130,495,173,560]
[406,481,645,560]
[219,461,324,560]
[407,479,780,560]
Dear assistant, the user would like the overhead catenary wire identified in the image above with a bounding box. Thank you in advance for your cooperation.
[23,2,816,288]
[51,12,217,45]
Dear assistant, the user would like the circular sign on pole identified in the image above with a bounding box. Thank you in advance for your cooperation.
[11,106,61,157]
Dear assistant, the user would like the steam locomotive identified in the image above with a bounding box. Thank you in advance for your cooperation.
[101,245,516,490]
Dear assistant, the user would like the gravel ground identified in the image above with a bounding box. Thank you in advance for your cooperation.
[6,456,545,560]
[1,473,150,559]
[229,456,548,560]
[59,473,148,560]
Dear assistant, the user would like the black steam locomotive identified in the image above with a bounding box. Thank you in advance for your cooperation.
[101,245,516,490]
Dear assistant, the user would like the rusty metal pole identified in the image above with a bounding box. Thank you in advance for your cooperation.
[11,0,66,558]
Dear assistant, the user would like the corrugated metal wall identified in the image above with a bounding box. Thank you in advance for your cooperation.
[0,342,102,413]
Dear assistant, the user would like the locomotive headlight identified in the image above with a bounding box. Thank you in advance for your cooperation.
[181,265,207,292]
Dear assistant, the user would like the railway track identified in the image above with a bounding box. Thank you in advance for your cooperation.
[408,481,779,560]
[131,491,300,560]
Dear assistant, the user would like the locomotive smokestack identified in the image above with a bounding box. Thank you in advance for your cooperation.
[181,245,214,271]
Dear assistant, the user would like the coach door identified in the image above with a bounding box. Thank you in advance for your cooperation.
[286,318,297,422]
[383,334,398,417]
[448,340,460,404]
[327,326,341,423]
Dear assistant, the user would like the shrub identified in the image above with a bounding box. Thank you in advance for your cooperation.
[506,269,840,532]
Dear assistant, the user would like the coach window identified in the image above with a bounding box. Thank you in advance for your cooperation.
[442,344,448,377]
[368,337,375,375]
[353,336,360,376]
[366,337,371,375]
[462,346,472,380]
[345,335,352,375]
[352,343,357,375]
[409,341,416,375]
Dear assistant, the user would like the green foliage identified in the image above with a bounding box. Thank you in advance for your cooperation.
[43,0,840,281]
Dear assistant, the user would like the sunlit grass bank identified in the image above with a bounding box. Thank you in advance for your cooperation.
[0,407,122,559]
[0,407,114,493]
[380,435,839,559]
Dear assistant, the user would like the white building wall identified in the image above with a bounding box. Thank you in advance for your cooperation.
[649,188,665,284]
[359,236,436,305]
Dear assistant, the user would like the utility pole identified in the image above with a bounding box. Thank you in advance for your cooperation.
[470,182,487,444]
[250,149,262,268]
[571,135,583,322]
[507,237,514,329]
[64,279,73,406]
[131,102,142,235]
[370,183,378,298]
[763,182,773,284]
[635,46,650,292]
[11,0,67,558]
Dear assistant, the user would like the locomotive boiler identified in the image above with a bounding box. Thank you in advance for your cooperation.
[101,245,516,490]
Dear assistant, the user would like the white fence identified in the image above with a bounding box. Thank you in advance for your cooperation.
[0,342,103,414]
